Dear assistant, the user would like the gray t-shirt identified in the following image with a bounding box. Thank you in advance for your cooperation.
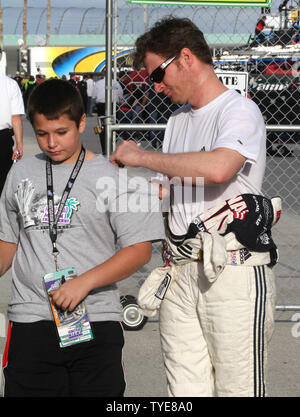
[0,153,164,323]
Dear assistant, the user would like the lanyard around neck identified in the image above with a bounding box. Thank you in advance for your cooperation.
[46,147,86,270]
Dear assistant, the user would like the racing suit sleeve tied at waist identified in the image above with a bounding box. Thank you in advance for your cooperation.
[138,194,282,317]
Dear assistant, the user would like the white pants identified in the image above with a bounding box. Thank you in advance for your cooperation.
[159,262,276,397]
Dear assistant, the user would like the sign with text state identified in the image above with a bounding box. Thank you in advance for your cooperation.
[215,71,249,96]
[128,0,272,6]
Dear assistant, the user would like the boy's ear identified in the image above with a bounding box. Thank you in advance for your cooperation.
[79,113,87,133]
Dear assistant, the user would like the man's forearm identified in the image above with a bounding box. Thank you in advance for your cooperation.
[139,148,246,185]
[139,150,213,182]
[11,115,23,150]
[110,141,246,185]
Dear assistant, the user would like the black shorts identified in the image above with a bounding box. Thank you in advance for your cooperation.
[3,320,126,397]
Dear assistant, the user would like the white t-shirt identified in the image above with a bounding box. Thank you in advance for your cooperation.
[162,89,266,236]
[0,154,165,323]
[0,74,24,130]
[92,78,124,104]
[86,78,95,97]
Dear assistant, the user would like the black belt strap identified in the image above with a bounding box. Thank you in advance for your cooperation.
[0,128,13,136]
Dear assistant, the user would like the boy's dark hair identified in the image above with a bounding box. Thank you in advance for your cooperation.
[27,78,84,127]
[133,16,213,69]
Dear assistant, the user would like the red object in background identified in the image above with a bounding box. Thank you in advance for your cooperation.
[256,22,264,31]
[265,61,300,75]
[123,69,149,92]
[128,69,149,83]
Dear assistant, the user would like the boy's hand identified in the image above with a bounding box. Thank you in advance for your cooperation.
[109,140,144,168]
[49,276,90,312]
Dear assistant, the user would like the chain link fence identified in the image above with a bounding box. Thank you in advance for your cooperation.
[106,2,300,315]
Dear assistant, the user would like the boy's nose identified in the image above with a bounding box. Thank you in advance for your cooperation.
[48,135,57,149]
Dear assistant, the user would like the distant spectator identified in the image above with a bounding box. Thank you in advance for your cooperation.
[78,75,88,114]
[147,85,178,149]
[14,72,22,89]
[20,73,29,93]
[86,75,95,116]
[255,16,267,43]
[69,74,78,89]
[35,74,43,84]
[122,69,149,124]
[23,75,37,111]
[92,74,123,117]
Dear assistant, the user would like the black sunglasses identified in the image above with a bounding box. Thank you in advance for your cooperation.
[149,56,177,84]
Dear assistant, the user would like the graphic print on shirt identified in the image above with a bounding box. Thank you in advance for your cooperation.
[15,178,80,231]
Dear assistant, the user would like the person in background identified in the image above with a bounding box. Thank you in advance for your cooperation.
[35,74,44,84]
[255,15,267,43]
[0,73,24,196]
[92,73,124,117]
[78,75,88,114]
[14,72,22,89]
[86,75,95,117]
[23,75,37,111]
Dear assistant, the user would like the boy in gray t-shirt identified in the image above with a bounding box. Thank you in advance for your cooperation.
[0,78,164,397]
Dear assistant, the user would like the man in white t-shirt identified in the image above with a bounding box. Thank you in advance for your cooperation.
[92,74,124,117]
[0,73,24,195]
[86,75,95,116]
[110,17,276,397]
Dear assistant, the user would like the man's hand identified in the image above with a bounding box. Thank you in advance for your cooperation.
[12,144,23,162]
[110,140,144,168]
[11,114,23,163]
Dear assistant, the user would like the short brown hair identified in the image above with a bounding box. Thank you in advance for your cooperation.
[27,78,84,127]
[133,16,213,69]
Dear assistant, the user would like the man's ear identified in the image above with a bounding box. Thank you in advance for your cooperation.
[179,47,194,69]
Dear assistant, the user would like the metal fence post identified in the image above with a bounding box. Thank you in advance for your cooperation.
[105,0,113,158]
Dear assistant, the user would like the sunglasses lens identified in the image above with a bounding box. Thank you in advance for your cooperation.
[150,67,164,84]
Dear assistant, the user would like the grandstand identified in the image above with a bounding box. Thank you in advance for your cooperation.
[2,4,278,45]
[1,1,283,74]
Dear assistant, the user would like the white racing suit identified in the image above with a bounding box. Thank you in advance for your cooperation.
[138,194,281,397]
